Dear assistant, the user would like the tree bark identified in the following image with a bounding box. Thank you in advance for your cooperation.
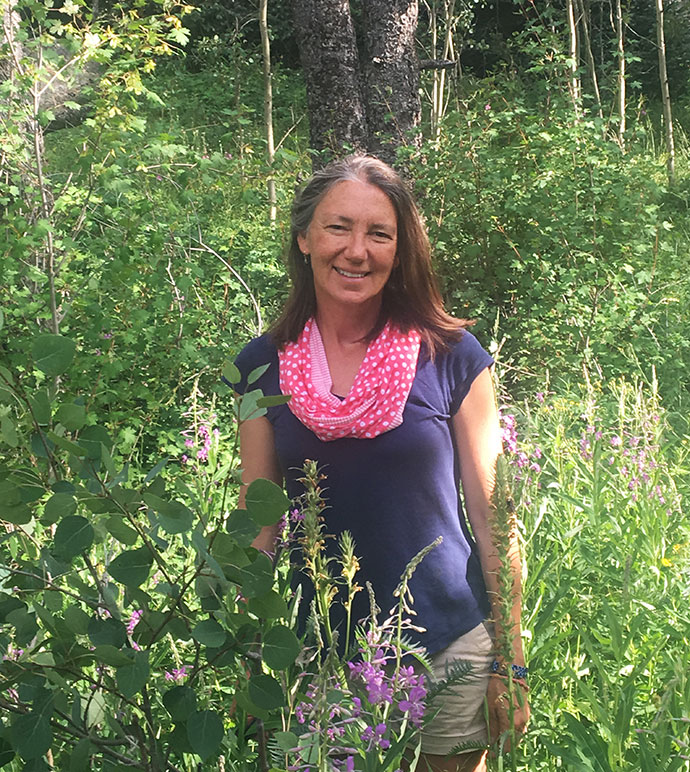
[655,0,675,185]
[291,0,368,166]
[259,0,276,221]
[614,0,625,150]
[576,0,604,124]
[362,0,421,165]
[1,0,22,87]
[566,0,581,117]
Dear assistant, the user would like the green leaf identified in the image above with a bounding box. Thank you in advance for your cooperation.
[248,674,284,710]
[87,616,127,648]
[226,509,260,547]
[262,624,300,671]
[143,493,194,534]
[29,390,51,426]
[32,334,76,376]
[247,363,270,384]
[237,389,266,421]
[63,605,90,634]
[274,731,298,752]
[247,590,288,620]
[69,737,92,772]
[143,458,168,484]
[256,394,291,408]
[245,478,289,526]
[44,493,77,522]
[0,735,15,766]
[163,685,197,721]
[108,547,153,588]
[222,360,241,385]
[115,650,149,698]
[0,478,21,507]
[186,710,224,760]
[241,553,274,598]
[191,619,226,648]
[104,516,139,545]
[11,709,52,760]
[45,431,87,457]
[53,516,94,561]
[78,425,113,461]
[91,645,135,667]
[0,415,18,446]
[1,501,32,524]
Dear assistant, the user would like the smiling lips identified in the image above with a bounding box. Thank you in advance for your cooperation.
[335,266,369,279]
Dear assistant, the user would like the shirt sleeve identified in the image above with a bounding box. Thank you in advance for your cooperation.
[446,331,495,415]
[227,334,279,396]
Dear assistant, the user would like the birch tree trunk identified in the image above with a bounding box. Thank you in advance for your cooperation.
[291,0,368,166]
[576,0,604,124]
[614,0,625,150]
[566,0,581,117]
[655,0,675,185]
[362,0,421,165]
[258,0,276,222]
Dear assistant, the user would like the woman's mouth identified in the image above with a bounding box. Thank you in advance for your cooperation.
[335,267,369,278]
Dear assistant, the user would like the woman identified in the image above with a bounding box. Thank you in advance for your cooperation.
[234,155,529,771]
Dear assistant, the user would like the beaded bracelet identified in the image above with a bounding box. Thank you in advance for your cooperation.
[491,660,529,681]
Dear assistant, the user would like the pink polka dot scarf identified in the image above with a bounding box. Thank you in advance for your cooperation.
[278,318,421,442]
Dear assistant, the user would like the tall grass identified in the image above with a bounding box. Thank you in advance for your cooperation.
[499,372,690,771]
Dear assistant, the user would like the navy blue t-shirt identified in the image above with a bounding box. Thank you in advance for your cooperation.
[233,330,494,655]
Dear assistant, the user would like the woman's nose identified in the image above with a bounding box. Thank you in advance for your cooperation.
[345,230,367,260]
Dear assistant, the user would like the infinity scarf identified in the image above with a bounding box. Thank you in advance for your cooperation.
[278,318,421,442]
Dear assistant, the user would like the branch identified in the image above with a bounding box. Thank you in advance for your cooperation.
[419,58,457,70]
[190,236,263,336]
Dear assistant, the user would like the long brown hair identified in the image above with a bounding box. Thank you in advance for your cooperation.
[269,155,471,357]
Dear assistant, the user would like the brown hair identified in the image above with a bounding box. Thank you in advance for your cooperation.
[269,155,470,357]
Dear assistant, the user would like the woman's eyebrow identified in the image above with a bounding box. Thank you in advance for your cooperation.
[322,213,396,231]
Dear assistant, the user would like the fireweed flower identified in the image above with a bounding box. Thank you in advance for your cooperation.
[126,609,143,635]
[398,681,427,727]
[500,412,518,453]
[164,666,188,683]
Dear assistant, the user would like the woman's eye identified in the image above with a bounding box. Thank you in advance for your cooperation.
[373,231,392,240]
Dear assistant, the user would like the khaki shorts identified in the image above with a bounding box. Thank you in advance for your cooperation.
[421,621,495,755]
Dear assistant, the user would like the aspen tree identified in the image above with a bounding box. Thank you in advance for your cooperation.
[656,0,675,185]
[614,0,626,150]
[259,0,276,222]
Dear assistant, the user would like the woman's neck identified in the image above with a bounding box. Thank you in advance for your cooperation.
[314,303,380,347]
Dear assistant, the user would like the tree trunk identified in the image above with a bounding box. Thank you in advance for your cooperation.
[291,0,368,166]
[1,0,22,85]
[576,0,604,125]
[614,0,625,150]
[566,0,581,117]
[259,0,276,222]
[362,0,421,165]
[655,0,675,185]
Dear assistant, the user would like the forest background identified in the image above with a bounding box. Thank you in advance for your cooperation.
[0,0,689,770]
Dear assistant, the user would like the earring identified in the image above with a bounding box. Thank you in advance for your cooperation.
[302,252,310,265]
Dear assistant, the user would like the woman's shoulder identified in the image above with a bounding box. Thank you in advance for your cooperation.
[428,328,493,366]
[421,329,494,414]
[231,333,279,394]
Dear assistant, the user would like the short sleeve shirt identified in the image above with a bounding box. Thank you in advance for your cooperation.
[234,330,494,655]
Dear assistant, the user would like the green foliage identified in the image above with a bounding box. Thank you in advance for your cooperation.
[413,81,689,400]
[500,376,690,771]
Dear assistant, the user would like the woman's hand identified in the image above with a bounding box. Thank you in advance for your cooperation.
[487,674,530,752]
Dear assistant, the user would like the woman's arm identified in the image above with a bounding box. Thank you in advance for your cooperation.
[452,367,529,745]
[238,414,283,553]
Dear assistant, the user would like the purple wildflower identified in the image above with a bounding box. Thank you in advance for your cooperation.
[164,666,188,683]
[126,609,143,635]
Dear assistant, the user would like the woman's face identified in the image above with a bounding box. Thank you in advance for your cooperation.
[297,179,398,317]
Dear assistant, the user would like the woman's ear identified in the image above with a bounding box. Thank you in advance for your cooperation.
[297,231,309,255]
